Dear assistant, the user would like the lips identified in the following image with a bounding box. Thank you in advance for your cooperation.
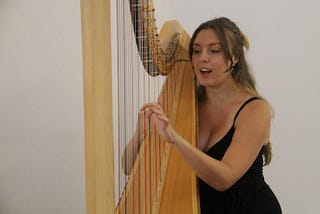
[200,68,212,73]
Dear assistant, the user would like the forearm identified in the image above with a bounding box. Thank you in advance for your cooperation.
[171,133,235,191]
[142,103,237,190]
[122,112,151,174]
[122,129,141,174]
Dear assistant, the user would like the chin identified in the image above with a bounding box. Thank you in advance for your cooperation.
[198,80,211,87]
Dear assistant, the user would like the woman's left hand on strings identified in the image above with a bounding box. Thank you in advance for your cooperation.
[140,103,177,144]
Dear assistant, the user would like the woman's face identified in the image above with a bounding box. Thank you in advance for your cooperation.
[191,29,232,88]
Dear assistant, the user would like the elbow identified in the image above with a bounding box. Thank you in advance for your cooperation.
[121,151,132,175]
[122,162,131,176]
[210,177,237,192]
[212,164,240,191]
[122,156,134,176]
[214,182,233,192]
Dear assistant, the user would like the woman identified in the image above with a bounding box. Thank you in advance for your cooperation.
[142,17,282,213]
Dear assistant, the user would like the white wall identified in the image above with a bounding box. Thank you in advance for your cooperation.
[1,0,319,213]
[0,0,85,213]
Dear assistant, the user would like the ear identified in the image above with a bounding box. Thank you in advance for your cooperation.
[232,56,239,66]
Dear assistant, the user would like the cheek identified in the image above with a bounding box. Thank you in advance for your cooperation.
[192,57,205,69]
[213,58,230,70]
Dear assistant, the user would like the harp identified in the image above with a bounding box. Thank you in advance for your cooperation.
[81,0,199,213]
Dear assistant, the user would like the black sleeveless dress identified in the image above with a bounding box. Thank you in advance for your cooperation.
[198,97,282,214]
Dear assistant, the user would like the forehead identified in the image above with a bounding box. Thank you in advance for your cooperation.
[193,29,221,46]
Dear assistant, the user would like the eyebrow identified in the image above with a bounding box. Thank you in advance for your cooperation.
[193,42,221,47]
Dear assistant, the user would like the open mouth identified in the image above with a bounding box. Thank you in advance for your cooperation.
[200,68,212,74]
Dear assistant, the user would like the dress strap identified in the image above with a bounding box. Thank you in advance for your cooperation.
[233,97,261,124]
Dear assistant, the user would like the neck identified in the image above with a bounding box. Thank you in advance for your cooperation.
[203,81,240,106]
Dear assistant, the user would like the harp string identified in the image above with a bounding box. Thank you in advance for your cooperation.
[115,0,167,212]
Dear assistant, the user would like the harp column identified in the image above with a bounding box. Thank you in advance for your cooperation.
[81,0,115,213]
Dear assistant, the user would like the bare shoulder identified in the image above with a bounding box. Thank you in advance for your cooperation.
[232,97,272,146]
[244,98,271,113]
[235,98,272,126]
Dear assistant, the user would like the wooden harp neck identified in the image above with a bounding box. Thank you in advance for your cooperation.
[129,0,188,76]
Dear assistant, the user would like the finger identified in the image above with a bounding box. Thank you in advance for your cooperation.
[149,105,163,115]
[144,107,154,118]
[140,102,158,111]
[156,114,170,123]
[150,111,169,123]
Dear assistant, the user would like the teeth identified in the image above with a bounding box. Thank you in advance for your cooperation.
[200,68,212,73]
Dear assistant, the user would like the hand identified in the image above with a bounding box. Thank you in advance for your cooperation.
[140,103,177,144]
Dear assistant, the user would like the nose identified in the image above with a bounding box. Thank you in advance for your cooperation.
[199,50,210,62]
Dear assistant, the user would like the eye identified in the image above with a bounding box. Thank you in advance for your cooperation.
[209,49,222,54]
[192,49,201,55]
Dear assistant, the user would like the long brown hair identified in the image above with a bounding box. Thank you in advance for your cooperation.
[189,17,272,165]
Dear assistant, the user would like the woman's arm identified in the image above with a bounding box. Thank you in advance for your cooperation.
[121,112,147,175]
[142,99,271,191]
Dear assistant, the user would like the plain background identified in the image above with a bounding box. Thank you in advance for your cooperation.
[0,0,85,213]
[1,0,319,213]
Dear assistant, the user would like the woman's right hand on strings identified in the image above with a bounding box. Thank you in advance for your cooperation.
[140,103,178,144]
